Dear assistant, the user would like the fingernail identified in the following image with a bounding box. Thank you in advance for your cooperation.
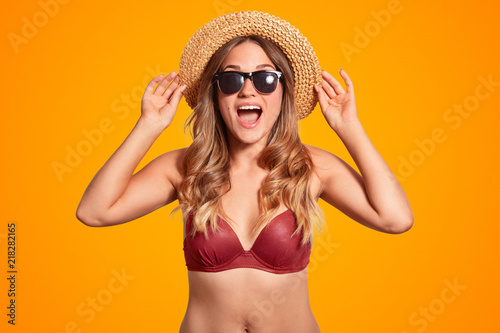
[339,68,343,72]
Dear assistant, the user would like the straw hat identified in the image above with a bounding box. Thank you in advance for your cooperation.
[179,11,321,119]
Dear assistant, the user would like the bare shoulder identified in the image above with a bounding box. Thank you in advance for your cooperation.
[156,147,187,165]
[303,144,350,199]
[303,144,347,179]
[149,148,186,191]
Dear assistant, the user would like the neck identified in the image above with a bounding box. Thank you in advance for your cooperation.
[227,136,267,170]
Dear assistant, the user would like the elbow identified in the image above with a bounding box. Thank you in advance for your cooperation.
[382,213,414,234]
[76,206,105,227]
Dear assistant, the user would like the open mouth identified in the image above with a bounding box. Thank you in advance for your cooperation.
[237,105,262,125]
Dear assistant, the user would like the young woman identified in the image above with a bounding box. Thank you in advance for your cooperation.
[77,11,413,332]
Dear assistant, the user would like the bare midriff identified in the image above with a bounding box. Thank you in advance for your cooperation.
[179,268,320,333]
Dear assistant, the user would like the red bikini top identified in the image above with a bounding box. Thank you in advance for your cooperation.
[183,209,311,274]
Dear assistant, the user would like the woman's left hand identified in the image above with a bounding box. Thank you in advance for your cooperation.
[315,69,358,132]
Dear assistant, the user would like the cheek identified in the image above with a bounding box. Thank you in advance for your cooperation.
[218,104,233,126]
[269,90,283,117]
[216,93,229,117]
[217,91,235,108]
[216,91,223,110]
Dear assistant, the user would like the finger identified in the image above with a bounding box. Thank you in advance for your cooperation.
[314,84,330,111]
[339,69,354,94]
[144,74,164,93]
[162,75,180,98]
[320,74,338,99]
[322,70,346,95]
[168,84,186,108]
[154,71,177,95]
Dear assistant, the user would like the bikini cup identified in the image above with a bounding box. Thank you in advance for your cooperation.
[183,209,312,274]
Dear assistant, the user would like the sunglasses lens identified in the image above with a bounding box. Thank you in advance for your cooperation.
[218,73,244,95]
[253,72,279,94]
[216,71,281,95]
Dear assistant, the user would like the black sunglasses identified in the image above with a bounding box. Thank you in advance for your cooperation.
[213,70,283,95]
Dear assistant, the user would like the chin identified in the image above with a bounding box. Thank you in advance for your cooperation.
[231,130,268,146]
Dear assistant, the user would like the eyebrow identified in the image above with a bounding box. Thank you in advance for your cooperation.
[222,63,276,71]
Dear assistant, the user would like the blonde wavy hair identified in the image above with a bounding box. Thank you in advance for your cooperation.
[177,35,323,244]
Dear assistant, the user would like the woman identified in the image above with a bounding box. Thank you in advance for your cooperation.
[76,11,413,332]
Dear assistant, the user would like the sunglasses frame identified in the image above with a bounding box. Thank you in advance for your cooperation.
[213,70,283,95]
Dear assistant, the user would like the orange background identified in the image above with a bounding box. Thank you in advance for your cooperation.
[1,0,499,332]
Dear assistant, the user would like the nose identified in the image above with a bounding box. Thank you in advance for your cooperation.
[238,77,256,96]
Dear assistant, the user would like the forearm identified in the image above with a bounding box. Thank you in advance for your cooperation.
[77,118,163,220]
[335,120,413,228]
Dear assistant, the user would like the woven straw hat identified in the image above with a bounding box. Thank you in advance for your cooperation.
[179,11,321,119]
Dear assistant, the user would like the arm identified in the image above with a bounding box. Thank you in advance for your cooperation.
[313,69,413,234]
[76,72,186,227]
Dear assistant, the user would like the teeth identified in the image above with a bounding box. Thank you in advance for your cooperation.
[238,105,261,110]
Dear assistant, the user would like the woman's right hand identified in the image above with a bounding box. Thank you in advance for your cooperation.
[140,71,186,131]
